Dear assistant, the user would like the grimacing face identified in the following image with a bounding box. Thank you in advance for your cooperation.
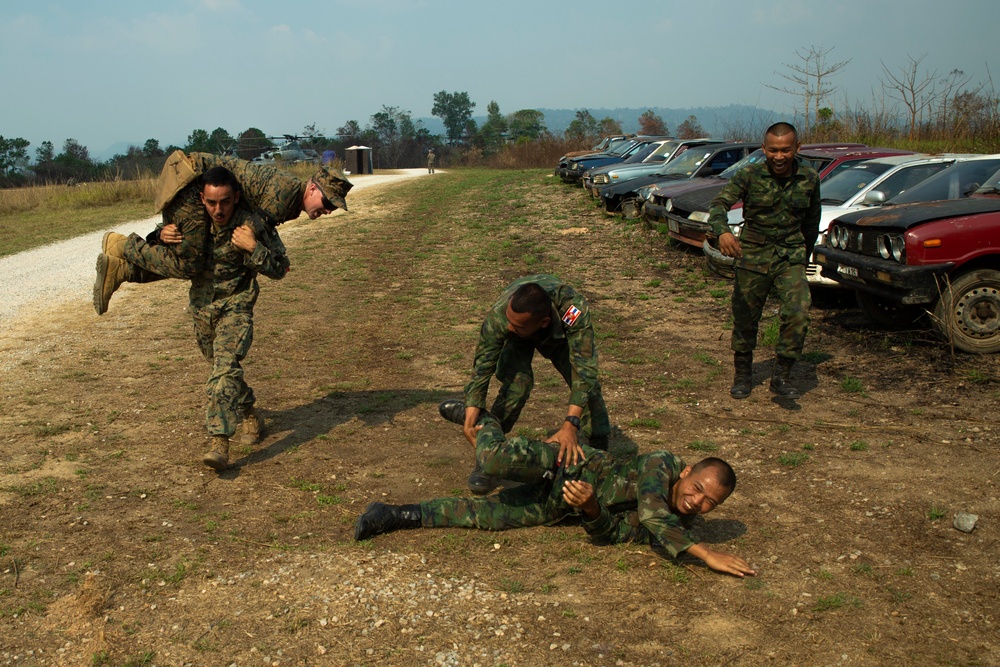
[201,184,240,227]
[303,180,333,219]
[670,465,731,515]
[762,131,800,178]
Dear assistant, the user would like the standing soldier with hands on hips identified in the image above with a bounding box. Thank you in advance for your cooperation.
[707,122,821,401]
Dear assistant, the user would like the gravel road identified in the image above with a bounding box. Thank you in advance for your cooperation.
[0,169,428,327]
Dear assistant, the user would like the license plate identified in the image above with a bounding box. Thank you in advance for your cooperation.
[837,265,859,278]
[668,220,679,233]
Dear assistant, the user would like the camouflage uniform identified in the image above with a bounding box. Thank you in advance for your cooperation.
[464,274,610,442]
[191,209,289,437]
[427,150,435,174]
[421,415,695,557]
[123,153,306,279]
[708,160,821,358]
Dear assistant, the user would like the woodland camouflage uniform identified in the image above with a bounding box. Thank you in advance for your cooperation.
[707,159,821,358]
[420,414,696,557]
[464,274,611,442]
[192,208,289,438]
[122,152,348,279]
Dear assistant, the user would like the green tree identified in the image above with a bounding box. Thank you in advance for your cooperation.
[638,110,668,135]
[432,90,476,144]
[366,105,429,168]
[0,135,31,176]
[35,140,54,165]
[598,117,623,136]
[52,138,96,182]
[565,110,599,142]
[507,109,547,141]
[476,100,508,154]
[185,129,213,153]
[142,138,164,158]
[336,120,362,144]
[676,115,706,139]
[208,127,234,154]
[237,128,271,161]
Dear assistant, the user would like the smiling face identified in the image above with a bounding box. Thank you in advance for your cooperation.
[762,130,800,178]
[201,183,240,228]
[669,464,732,515]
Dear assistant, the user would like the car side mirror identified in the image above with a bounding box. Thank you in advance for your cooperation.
[863,190,886,205]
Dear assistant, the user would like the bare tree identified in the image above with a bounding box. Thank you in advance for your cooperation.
[767,45,851,135]
[879,53,938,140]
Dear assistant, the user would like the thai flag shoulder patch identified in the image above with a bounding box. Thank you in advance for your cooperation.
[562,305,581,327]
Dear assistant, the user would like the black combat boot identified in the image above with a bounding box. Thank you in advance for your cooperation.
[467,461,498,495]
[354,502,422,540]
[438,399,466,425]
[769,356,801,399]
[730,352,754,399]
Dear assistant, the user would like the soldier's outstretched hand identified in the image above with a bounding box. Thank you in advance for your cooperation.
[688,543,757,577]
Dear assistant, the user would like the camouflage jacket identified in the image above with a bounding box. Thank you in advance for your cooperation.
[192,154,306,227]
[707,159,821,270]
[188,209,290,311]
[569,449,695,557]
[464,274,600,409]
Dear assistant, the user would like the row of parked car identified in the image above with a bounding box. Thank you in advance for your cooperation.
[555,136,1000,354]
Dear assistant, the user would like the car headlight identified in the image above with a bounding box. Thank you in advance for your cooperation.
[688,211,710,223]
[664,199,673,212]
[890,235,905,262]
[570,161,579,170]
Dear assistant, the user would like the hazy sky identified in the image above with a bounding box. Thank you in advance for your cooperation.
[1,0,995,158]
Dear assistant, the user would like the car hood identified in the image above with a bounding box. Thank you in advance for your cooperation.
[667,180,728,212]
[834,197,1000,230]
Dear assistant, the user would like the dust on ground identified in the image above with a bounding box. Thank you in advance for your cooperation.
[0,169,997,666]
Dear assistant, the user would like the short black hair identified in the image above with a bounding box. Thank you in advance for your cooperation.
[764,122,798,142]
[202,166,241,193]
[691,457,737,493]
[509,282,551,320]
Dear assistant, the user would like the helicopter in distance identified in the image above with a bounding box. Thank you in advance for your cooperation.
[250,135,321,165]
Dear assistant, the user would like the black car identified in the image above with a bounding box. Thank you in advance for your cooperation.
[597,142,757,215]
[556,136,672,184]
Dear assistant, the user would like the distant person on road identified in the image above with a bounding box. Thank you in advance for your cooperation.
[707,122,820,401]
[354,413,756,578]
[183,166,289,471]
[94,150,352,315]
[438,274,611,495]
[427,149,435,174]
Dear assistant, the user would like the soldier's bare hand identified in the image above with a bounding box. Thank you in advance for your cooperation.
[562,480,599,519]
[462,406,482,447]
[231,224,257,253]
[718,232,743,259]
[688,544,757,577]
[159,224,182,244]
[546,425,583,467]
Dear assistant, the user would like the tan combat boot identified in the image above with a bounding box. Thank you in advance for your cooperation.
[102,231,128,258]
[93,253,132,316]
[240,408,264,445]
[202,436,230,471]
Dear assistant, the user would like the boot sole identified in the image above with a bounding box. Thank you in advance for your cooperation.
[202,453,229,471]
[93,254,110,315]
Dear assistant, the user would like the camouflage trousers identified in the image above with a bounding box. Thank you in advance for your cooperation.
[192,301,256,437]
[422,416,586,530]
[123,182,209,279]
[490,338,611,440]
[731,258,811,358]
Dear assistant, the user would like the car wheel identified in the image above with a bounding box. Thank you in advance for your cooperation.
[932,269,1000,353]
[620,197,641,219]
[855,291,924,329]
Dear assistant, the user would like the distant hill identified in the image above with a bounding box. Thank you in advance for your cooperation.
[417,104,780,139]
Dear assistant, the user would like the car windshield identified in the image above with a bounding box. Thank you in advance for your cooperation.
[655,148,714,177]
[718,149,765,179]
[820,162,893,204]
[889,158,1000,203]
[975,164,1000,195]
[608,140,639,156]
[798,155,834,174]
[622,142,662,163]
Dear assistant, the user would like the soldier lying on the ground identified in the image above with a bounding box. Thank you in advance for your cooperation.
[94,150,352,315]
[354,414,757,577]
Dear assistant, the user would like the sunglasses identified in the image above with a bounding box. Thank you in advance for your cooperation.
[313,180,336,210]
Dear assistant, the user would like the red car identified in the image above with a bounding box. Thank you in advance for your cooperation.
[817,164,1000,353]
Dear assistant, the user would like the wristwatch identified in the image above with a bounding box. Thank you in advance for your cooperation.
[565,415,581,430]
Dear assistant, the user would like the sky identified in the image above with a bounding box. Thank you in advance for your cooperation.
[1,0,996,160]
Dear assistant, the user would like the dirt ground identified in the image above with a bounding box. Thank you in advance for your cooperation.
[0,169,997,667]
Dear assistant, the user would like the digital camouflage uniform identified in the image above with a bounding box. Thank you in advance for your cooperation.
[421,415,696,557]
[708,160,821,358]
[191,208,289,437]
[464,274,611,442]
[123,153,306,279]
[427,150,435,174]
